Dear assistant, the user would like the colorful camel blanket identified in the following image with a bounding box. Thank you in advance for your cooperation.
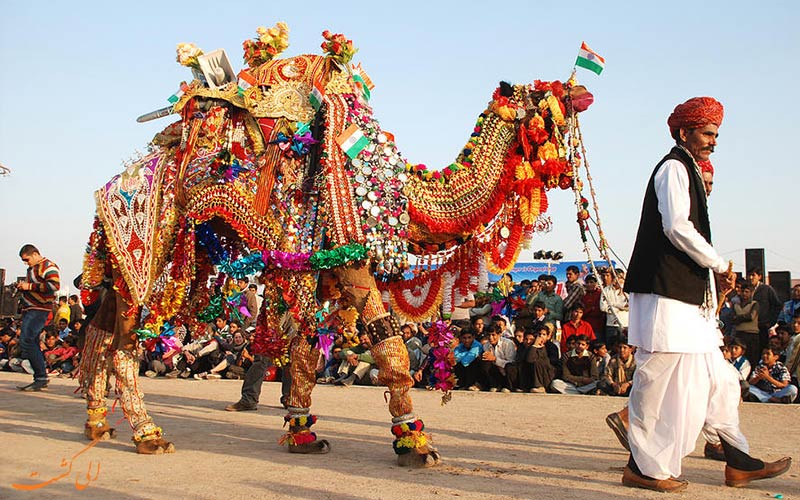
[95,153,167,305]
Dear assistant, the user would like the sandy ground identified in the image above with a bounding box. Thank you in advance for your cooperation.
[1,371,797,500]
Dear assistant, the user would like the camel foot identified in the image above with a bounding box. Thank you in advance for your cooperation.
[136,438,176,455]
[84,423,117,441]
[397,446,441,468]
[288,439,331,454]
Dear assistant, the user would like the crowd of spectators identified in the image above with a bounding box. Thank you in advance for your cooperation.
[2,272,798,405]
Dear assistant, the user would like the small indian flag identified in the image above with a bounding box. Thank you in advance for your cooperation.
[167,82,189,104]
[336,124,370,159]
[575,42,605,75]
[351,63,375,102]
[237,70,257,96]
[309,79,325,110]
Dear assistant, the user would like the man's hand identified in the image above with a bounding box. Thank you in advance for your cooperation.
[717,261,735,295]
[482,350,496,362]
[413,371,423,382]
[347,353,359,367]
[185,352,196,364]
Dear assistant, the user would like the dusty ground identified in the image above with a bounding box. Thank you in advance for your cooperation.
[1,371,797,499]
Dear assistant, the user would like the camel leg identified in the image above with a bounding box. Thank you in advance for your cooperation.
[337,264,440,467]
[283,336,329,454]
[105,286,174,454]
[80,323,116,441]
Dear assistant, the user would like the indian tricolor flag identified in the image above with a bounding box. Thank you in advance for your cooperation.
[351,63,375,102]
[336,124,370,159]
[309,78,325,110]
[168,82,189,104]
[237,70,257,96]
[575,42,605,75]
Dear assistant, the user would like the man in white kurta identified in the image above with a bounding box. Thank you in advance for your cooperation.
[621,97,791,492]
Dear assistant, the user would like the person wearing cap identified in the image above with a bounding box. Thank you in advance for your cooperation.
[620,97,791,492]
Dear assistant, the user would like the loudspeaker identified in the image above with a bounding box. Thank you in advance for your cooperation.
[744,248,765,276]
[769,271,792,303]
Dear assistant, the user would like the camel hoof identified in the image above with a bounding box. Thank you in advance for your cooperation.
[289,439,331,454]
[397,446,441,468]
[84,424,116,441]
[136,438,176,455]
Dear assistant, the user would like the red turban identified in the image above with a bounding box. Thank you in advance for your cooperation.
[667,97,724,139]
[698,160,714,175]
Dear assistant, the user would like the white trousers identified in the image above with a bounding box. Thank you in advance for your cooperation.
[628,348,749,479]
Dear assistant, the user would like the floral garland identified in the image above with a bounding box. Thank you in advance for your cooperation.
[243,22,290,68]
[248,273,292,365]
[404,113,484,183]
[389,275,443,323]
[320,30,357,65]
[484,219,525,275]
[390,419,428,454]
[81,217,108,289]
[426,320,456,402]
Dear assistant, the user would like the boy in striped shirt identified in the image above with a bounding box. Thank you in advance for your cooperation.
[16,244,60,391]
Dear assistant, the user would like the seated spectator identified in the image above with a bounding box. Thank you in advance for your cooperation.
[470,316,486,340]
[776,284,800,325]
[178,326,221,378]
[317,344,344,384]
[212,316,230,339]
[598,337,636,396]
[333,331,376,387]
[733,283,760,367]
[746,347,798,403]
[524,326,556,393]
[551,334,599,395]
[590,339,610,381]
[491,315,513,340]
[784,312,800,389]
[560,304,596,354]
[198,329,251,380]
[480,324,516,392]
[453,328,484,391]
[0,329,13,370]
[7,330,33,375]
[45,334,80,376]
[505,328,535,392]
[773,324,792,363]
[729,337,752,382]
[542,323,562,378]
[56,318,71,341]
[402,324,424,382]
[515,300,553,341]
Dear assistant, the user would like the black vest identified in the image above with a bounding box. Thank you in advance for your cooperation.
[624,147,711,305]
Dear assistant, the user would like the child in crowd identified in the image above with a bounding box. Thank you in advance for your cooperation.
[0,329,12,370]
[551,334,599,395]
[453,328,484,391]
[733,283,760,367]
[45,334,80,376]
[598,336,636,396]
[525,326,556,393]
[729,338,752,381]
[746,347,797,404]
[590,339,610,382]
[56,318,71,341]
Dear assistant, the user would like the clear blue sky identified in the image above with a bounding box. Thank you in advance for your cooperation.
[2,1,799,293]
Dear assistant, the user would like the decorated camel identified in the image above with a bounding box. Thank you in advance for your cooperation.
[77,24,593,462]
